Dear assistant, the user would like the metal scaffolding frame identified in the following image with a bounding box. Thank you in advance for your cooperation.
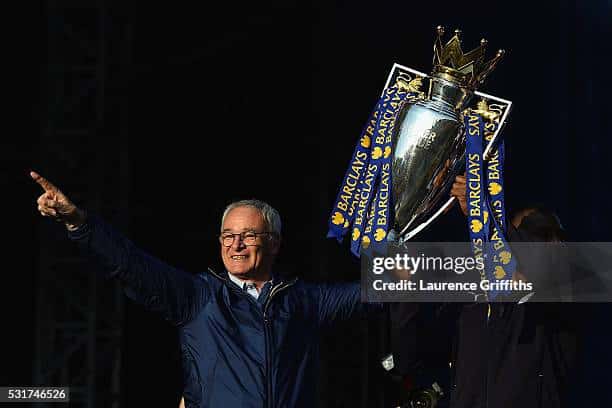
[34,1,131,406]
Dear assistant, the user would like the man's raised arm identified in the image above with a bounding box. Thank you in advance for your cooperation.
[316,282,383,326]
[31,171,209,325]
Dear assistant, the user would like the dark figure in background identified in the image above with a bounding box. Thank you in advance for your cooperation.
[31,171,381,408]
[390,175,581,408]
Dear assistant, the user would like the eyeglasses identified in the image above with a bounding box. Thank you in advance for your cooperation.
[219,231,272,247]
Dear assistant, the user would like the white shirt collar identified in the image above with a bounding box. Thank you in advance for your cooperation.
[227,272,270,300]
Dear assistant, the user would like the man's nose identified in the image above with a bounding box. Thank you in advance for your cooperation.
[231,235,246,249]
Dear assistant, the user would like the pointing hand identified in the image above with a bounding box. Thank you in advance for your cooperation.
[31,171,86,231]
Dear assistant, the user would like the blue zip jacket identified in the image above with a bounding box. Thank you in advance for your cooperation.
[68,215,379,407]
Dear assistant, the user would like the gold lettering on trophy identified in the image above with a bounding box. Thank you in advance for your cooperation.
[346,88,398,229]
[471,237,484,261]
[380,88,394,110]
[355,205,365,227]
[355,164,378,225]
[490,228,505,251]
[468,153,481,217]
[468,114,480,136]
[348,187,361,218]
[389,88,405,110]
[364,164,377,191]
[491,199,503,222]
[376,163,390,226]
[366,110,379,137]
[364,206,376,234]
[376,106,396,144]
[487,149,500,180]
[468,153,481,174]
[336,151,368,212]
[376,89,403,143]
[383,110,395,121]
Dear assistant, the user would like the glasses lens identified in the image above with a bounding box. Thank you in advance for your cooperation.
[220,232,268,247]
[221,234,234,247]
[243,232,257,245]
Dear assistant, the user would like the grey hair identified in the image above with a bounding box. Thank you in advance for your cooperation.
[221,199,282,237]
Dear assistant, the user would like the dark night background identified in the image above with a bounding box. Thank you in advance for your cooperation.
[3,0,611,406]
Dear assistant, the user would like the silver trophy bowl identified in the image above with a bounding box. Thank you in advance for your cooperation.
[392,75,472,239]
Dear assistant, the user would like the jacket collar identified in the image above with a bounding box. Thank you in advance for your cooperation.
[207,267,297,288]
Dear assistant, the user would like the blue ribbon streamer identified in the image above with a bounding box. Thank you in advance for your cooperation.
[327,105,380,241]
[465,110,516,299]
[328,83,415,257]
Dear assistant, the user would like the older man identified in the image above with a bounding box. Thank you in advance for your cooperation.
[32,171,380,408]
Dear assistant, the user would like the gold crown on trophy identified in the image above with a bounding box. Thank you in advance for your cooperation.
[432,25,505,89]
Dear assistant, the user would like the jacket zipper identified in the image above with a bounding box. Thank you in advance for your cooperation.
[207,269,297,408]
[262,279,297,408]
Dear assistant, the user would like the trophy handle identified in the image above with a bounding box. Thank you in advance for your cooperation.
[475,91,512,160]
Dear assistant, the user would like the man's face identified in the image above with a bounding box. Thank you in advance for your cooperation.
[220,206,278,279]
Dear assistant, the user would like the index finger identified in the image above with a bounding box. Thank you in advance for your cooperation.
[30,171,59,193]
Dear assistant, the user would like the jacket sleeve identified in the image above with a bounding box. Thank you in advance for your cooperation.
[316,282,383,326]
[68,214,210,325]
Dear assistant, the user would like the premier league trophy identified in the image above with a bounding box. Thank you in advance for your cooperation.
[328,26,516,288]
[390,28,508,240]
